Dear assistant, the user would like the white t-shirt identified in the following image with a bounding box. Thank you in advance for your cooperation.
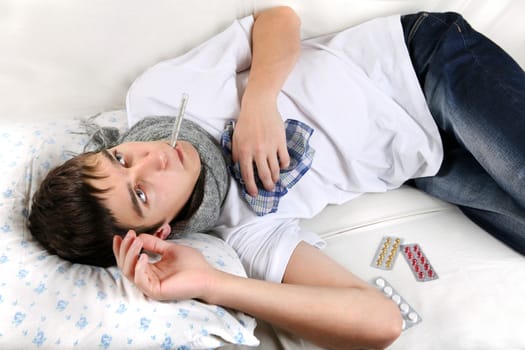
[126,15,443,282]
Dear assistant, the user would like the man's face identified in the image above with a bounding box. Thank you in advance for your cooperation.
[90,140,201,232]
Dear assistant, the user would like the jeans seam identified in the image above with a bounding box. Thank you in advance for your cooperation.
[406,12,429,44]
[455,20,520,106]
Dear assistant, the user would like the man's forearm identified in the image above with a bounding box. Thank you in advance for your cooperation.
[204,270,402,350]
[232,6,301,195]
[244,6,301,103]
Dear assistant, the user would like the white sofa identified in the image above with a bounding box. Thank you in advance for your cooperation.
[1,1,524,349]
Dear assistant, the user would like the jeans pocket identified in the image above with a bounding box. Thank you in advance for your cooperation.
[406,12,429,44]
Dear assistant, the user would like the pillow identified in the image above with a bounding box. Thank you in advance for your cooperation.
[0,111,259,349]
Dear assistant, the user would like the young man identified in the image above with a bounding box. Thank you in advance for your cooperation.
[28,6,525,350]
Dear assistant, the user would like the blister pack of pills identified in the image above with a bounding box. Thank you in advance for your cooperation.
[371,236,403,270]
[399,243,438,281]
[372,277,422,331]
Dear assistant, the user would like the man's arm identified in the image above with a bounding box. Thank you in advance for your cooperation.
[232,6,300,196]
[209,242,403,350]
[114,233,403,350]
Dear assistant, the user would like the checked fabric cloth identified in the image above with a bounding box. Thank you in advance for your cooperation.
[220,119,315,216]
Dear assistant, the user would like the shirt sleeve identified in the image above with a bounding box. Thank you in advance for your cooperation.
[126,15,254,129]
[216,215,326,283]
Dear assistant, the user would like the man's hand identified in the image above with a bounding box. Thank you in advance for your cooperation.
[232,97,290,197]
[113,230,217,301]
[230,6,299,197]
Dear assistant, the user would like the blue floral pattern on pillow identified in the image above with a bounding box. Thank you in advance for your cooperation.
[0,111,258,349]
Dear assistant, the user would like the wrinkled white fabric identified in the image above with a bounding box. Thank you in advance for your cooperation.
[126,15,443,282]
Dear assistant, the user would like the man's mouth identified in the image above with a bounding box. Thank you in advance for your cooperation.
[174,144,184,163]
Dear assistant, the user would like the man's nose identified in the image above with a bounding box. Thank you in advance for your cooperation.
[136,150,167,173]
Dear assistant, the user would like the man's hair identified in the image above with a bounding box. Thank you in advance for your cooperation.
[28,152,161,267]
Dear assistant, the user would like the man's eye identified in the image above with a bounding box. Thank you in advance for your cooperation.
[114,151,126,166]
[136,188,147,204]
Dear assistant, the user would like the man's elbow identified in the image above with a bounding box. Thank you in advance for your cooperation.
[275,6,301,26]
[364,300,403,350]
[340,297,403,350]
[254,6,301,27]
[374,314,403,350]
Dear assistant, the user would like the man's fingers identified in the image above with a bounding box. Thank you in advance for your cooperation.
[113,235,122,263]
[122,235,143,278]
[138,233,173,255]
[255,155,275,192]
[240,155,285,194]
[117,230,136,267]
[133,253,159,298]
[120,230,137,257]
[278,144,290,169]
[268,155,281,184]
[240,158,258,196]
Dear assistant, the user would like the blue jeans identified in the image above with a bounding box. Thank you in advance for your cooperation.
[401,12,525,254]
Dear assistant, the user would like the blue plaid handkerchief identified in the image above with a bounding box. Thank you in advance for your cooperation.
[220,119,315,216]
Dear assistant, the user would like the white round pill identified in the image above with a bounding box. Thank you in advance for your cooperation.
[399,303,410,314]
[392,294,401,305]
[375,278,385,288]
[383,286,393,296]
[401,319,407,330]
[408,312,419,322]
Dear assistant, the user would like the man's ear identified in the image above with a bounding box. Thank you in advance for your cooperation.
[153,223,171,240]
